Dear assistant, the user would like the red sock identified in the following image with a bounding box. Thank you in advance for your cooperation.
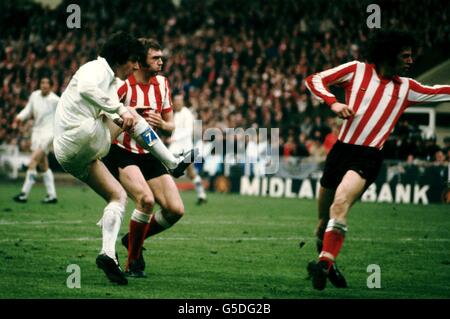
[127,220,150,269]
[319,229,345,270]
[144,214,169,239]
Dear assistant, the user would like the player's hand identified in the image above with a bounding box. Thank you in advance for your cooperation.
[146,112,163,128]
[331,102,354,119]
[12,118,20,129]
[120,111,135,131]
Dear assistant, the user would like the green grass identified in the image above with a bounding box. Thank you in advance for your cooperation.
[0,182,449,299]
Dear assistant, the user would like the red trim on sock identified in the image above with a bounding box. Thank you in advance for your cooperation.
[127,220,150,269]
[319,229,345,270]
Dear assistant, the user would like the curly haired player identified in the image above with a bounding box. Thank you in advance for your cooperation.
[304,29,450,290]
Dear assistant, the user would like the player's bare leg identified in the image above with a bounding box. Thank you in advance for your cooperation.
[120,173,184,277]
[116,165,156,277]
[85,159,128,285]
[309,170,366,290]
[315,186,335,252]
[329,170,366,223]
[310,186,348,289]
[186,164,207,205]
[147,174,185,229]
[13,148,46,203]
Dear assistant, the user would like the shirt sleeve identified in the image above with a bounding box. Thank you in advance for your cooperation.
[77,63,127,115]
[52,93,60,106]
[304,61,358,107]
[17,92,34,121]
[161,77,173,113]
[407,79,450,105]
[171,110,194,142]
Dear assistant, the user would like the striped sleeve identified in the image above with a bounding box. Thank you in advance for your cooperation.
[304,61,358,106]
[117,79,128,103]
[162,77,173,113]
[407,79,450,105]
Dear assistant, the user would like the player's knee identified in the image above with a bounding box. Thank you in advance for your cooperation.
[165,201,184,218]
[110,188,127,207]
[139,194,155,213]
[330,196,350,216]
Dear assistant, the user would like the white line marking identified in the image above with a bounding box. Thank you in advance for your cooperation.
[0,236,448,243]
[0,220,84,225]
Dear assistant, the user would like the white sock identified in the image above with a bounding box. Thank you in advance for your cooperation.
[21,169,37,197]
[193,175,206,199]
[132,117,179,169]
[42,169,57,198]
[100,201,125,261]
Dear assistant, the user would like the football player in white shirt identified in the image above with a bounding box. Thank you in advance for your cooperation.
[13,76,59,204]
[169,94,207,205]
[53,32,195,285]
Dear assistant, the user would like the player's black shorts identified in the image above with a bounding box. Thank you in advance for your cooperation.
[320,140,383,190]
[102,144,168,181]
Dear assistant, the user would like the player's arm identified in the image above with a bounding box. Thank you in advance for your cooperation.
[305,61,358,119]
[407,79,450,105]
[305,61,357,106]
[77,64,133,129]
[15,94,34,125]
[146,110,175,133]
[146,77,175,133]
[77,63,129,117]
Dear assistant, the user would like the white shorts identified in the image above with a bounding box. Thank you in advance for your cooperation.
[53,118,111,181]
[169,140,193,156]
[31,132,53,154]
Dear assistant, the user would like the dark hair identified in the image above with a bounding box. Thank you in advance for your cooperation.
[39,76,53,86]
[365,29,416,67]
[137,38,163,68]
[138,38,162,52]
[100,31,146,67]
[38,71,53,86]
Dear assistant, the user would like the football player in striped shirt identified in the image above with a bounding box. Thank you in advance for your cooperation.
[304,29,450,290]
[102,39,188,277]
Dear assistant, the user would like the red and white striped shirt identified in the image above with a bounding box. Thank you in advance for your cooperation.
[114,73,173,154]
[305,61,450,149]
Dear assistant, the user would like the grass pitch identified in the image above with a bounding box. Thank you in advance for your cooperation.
[0,182,449,299]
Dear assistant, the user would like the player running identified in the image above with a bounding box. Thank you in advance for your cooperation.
[13,76,59,204]
[304,29,450,290]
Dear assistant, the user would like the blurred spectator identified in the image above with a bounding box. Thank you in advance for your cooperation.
[323,123,339,154]
[1,0,449,161]
[283,134,297,157]
[442,136,450,160]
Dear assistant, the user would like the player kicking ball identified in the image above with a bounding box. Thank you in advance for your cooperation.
[53,32,195,285]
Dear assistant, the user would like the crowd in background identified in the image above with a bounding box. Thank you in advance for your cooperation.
[1,0,449,165]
